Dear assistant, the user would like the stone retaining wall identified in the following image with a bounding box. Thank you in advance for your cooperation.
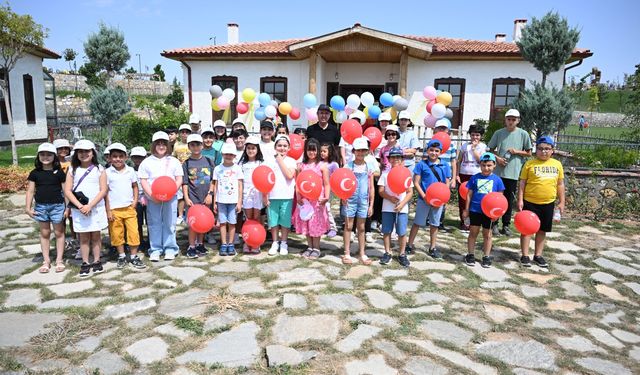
[52,73,171,96]
[572,111,626,128]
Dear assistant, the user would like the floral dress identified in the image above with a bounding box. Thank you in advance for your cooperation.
[293,162,329,237]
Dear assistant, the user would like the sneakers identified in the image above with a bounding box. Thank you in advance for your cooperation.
[268,242,279,256]
[163,252,176,261]
[92,260,104,274]
[464,253,476,266]
[74,249,83,260]
[492,226,500,237]
[460,224,470,232]
[520,255,532,267]
[481,256,492,268]
[398,254,410,267]
[117,256,127,269]
[227,245,237,256]
[379,252,392,265]
[391,231,398,241]
[279,242,289,255]
[438,224,448,233]
[533,255,548,268]
[186,246,198,259]
[327,229,337,238]
[365,233,375,243]
[196,244,208,256]
[176,216,185,226]
[499,226,512,236]
[149,252,161,262]
[405,244,415,255]
[130,255,146,269]
[79,262,91,277]
[428,247,443,259]
[219,244,228,256]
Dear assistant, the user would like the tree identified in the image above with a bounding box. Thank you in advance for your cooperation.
[79,61,107,88]
[0,4,47,165]
[125,67,136,74]
[514,82,573,138]
[164,78,183,108]
[152,64,165,82]
[89,86,131,144]
[517,11,580,87]
[623,63,640,141]
[62,48,76,71]
[83,22,130,77]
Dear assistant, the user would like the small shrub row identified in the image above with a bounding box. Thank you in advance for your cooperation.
[573,146,640,169]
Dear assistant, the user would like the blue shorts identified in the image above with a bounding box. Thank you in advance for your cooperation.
[33,203,65,224]
[381,212,408,236]
[413,198,443,228]
[342,195,369,219]
[267,199,293,228]
[217,202,237,224]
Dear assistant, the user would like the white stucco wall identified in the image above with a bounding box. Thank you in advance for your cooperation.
[0,53,48,143]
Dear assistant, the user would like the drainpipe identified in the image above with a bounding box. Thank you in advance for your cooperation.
[563,59,583,87]
[180,60,193,112]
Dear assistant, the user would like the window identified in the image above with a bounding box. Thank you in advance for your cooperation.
[261,76,287,125]
[0,69,9,124]
[490,78,525,122]
[23,74,36,124]
[211,75,237,124]
[384,82,398,96]
[434,78,465,130]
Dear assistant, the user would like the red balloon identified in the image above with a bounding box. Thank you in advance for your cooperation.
[426,100,435,114]
[252,165,275,193]
[236,102,249,114]
[187,204,215,233]
[363,127,382,150]
[296,169,323,200]
[329,168,357,199]
[151,176,178,202]
[388,166,413,194]
[514,210,541,236]
[458,181,469,199]
[425,182,450,207]
[481,192,508,220]
[340,119,363,144]
[432,132,451,154]
[241,219,266,248]
[289,107,301,120]
[287,133,304,160]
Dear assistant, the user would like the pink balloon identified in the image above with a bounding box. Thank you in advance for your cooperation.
[423,86,437,100]
[305,108,318,122]
[217,96,230,110]
[344,106,355,115]
[423,114,437,128]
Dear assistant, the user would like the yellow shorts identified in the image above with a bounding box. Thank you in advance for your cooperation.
[108,206,140,246]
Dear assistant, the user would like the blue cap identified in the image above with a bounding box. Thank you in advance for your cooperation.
[388,147,403,157]
[536,135,555,147]
[426,139,443,150]
[479,152,496,163]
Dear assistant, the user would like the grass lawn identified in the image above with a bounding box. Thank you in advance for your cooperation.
[0,144,39,168]
[572,89,630,113]
[562,125,628,138]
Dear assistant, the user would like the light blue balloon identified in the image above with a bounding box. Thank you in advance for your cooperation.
[379,93,394,107]
[258,93,271,107]
[368,105,381,119]
[254,107,266,121]
[330,95,345,111]
[303,93,317,109]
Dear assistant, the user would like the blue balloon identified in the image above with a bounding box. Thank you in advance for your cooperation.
[254,107,266,121]
[303,93,317,109]
[368,105,382,119]
[258,93,271,107]
[330,95,345,111]
[379,93,394,107]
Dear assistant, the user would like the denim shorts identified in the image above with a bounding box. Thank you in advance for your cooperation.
[217,202,237,224]
[33,202,65,224]
[413,198,443,228]
[342,196,369,219]
[381,212,408,236]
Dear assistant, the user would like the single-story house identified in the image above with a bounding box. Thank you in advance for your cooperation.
[0,45,60,146]
[161,21,592,134]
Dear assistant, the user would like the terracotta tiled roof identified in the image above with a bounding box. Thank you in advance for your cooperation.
[162,39,304,57]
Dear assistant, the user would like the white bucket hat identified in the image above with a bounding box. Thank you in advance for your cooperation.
[37,143,56,154]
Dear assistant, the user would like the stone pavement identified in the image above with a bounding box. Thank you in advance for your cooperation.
[0,192,639,375]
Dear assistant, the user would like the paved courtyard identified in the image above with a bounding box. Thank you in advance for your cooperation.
[0,192,639,375]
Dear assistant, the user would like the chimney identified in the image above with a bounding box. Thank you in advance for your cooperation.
[495,33,506,42]
[513,19,527,42]
[227,23,239,45]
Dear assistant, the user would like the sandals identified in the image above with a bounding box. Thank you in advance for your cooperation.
[358,256,373,266]
[55,262,66,273]
[300,248,313,259]
[308,249,321,260]
[39,262,51,273]
[341,255,354,265]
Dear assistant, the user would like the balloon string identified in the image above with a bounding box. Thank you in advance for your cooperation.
[247,102,255,133]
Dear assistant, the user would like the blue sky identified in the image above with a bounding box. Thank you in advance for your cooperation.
[13,0,640,86]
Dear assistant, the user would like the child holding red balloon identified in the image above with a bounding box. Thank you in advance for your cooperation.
[138,131,184,262]
[461,153,505,268]
[212,142,244,256]
[320,142,340,237]
[517,136,565,268]
[239,136,265,254]
[294,139,330,260]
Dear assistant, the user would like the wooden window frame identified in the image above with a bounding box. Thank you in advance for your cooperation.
[211,75,238,124]
[0,69,10,125]
[490,78,525,122]
[260,76,288,126]
[23,74,36,124]
[434,77,465,130]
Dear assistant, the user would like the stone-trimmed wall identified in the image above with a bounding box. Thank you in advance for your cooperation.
[52,73,171,96]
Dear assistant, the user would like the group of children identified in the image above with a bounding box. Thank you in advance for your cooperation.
[26,109,564,277]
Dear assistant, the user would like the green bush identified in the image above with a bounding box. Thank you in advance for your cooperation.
[113,100,189,148]
[573,146,640,169]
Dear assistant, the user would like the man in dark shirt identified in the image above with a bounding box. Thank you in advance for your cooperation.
[306,104,340,146]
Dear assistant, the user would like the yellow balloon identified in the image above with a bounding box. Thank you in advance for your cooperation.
[279,102,292,116]
[363,107,369,118]
[242,88,256,103]
[436,91,453,106]
[211,98,221,111]
[389,108,398,123]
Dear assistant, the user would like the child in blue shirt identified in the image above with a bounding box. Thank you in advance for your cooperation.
[431,120,456,231]
[406,139,451,259]
[461,153,505,268]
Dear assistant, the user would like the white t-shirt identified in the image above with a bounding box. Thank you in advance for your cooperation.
[459,142,488,175]
[378,171,409,214]
[266,156,297,200]
[233,148,244,164]
[137,155,184,185]
[106,165,137,209]
[212,164,243,204]
[240,160,261,192]
[339,138,354,165]
[260,140,276,162]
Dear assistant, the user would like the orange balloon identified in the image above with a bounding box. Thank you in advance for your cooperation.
[514,210,541,235]
[425,182,450,207]
[388,166,412,194]
[296,170,323,200]
[329,168,357,199]
[481,192,508,220]
[287,134,304,160]
[279,102,292,115]
[432,132,451,154]
[252,165,275,193]
[187,204,215,233]
[363,127,382,150]
[340,119,363,144]
[241,219,266,248]
[151,176,178,202]
[458,181,469,199]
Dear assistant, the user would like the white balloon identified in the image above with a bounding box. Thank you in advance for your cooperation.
[222,88,236,101]
[445,108,454,119]
[337,111,347,123]
[265,105,277,118]
[361,92,375,108]
[346,94,361,109]
[392,95,402,103]
[431,103,447,119]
